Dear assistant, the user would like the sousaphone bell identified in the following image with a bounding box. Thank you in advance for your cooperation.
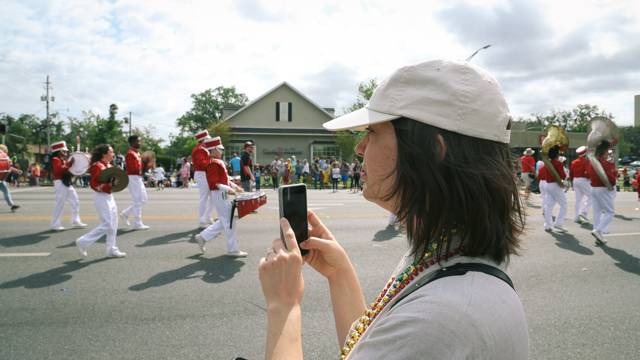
[540,124,570,189]
[586,117,619,191]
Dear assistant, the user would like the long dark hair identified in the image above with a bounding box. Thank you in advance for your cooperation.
[386,118,524,265]
[91,144,111,164]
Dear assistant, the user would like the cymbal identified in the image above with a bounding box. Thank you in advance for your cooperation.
[97,167,129,192]
[142,150,156,172]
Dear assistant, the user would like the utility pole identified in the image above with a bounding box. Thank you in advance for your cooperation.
[129,111,132,137]
[45,75,52,152]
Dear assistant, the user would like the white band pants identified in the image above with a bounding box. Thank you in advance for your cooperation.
[122,175,147,227]
[77,192,120,256]
[199,190,238,253]
[195,171,214,223]
[573,177,592,220]
[544,182,568,229]
[592,187,615,234]
[50,180,81,228]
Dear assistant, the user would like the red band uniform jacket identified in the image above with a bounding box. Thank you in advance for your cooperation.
[90,160,113,194]
[126,147,143,176]
[192,144,210,172]
[52,157,71,180]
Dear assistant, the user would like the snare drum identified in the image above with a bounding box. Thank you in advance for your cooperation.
[68,152,92,176]
[234,191,267,218]
[0,152,10,181]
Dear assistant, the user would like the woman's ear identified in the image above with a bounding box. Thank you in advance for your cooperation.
[436,134,447,162]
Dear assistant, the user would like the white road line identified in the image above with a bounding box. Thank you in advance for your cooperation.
[0,253,51,257]
[604,232,640,237]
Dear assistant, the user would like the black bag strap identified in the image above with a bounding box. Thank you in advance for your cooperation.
[388,262,514,312]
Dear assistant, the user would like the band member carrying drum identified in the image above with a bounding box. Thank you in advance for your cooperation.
[50,141,86,231]
[194,136,247,258]
[193,130,215,228]
[120,135,150,230]
[76,144,126,258]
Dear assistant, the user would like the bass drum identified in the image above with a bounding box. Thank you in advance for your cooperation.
[68,152,92,176]
[0,151,10,181]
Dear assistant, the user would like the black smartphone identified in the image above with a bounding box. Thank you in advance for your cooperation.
[278,184,309,256]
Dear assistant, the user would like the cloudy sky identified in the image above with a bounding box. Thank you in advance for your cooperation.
[1,0,639,143]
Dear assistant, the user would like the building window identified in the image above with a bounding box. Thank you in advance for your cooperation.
[312,146,340,165]
[276,102,292,122]
[224,144,245,163]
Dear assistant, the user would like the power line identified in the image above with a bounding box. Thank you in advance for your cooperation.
[0,82,38,102]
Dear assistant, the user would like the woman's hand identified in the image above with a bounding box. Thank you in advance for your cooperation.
[259,218,305,309]
[300,210,350,281]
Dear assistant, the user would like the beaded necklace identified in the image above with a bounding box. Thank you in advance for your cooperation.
[340,223,466,359]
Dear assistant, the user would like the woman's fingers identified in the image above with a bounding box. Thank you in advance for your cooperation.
[299,236,333,252]
[279,218,300,254]
[307,210,333,240]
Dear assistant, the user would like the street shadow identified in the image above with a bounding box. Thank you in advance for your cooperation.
[56,230,129,249]
[372,225,401,242]
[0,231,52,248]
[598,245,640,276]
[0,258,109,289]
[614,214,637,222]
[128,254,244,291]
[549,232,594,256]
[135,229,199,248]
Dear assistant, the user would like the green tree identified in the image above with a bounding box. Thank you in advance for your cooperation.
[176,86,249,136]
[523,104,615,132]
[342,78,378,114]
[619,126,640,158]
[208,120,235,150]
[334,79,378,160]
[87,109,126,150]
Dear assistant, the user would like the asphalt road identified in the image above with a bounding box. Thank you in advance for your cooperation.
[1,184,639,360]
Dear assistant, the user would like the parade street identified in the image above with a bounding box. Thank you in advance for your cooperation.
[1,186,639,360]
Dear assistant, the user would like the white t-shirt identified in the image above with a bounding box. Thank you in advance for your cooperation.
[345,249,530,360]
[154,167,165,180]
[332,167,340,179]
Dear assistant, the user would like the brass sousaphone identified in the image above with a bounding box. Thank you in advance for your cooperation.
[540,125,570,189]
[586,117,619,191]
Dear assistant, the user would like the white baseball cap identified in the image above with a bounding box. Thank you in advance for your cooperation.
[323,59,511,143]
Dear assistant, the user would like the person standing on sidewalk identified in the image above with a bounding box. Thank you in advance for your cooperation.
[240,141,256,192]
[49,141,85,231]
[120,135,150,230]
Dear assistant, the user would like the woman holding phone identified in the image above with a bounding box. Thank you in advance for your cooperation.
[259,59,529,359]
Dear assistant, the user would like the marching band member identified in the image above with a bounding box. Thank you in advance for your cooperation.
[0,144,20,212]
[49,141,85,231]
[193,130,215,228]
[76,144,126,258]
[543,146,569,233]
[520,148,535,205]
[538,162,548,217]
[194,137,248,258]
[570,146,592,223]
[120,135,149,230]
[587,143,617,245]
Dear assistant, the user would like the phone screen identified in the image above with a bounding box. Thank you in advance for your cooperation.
[280,184,309,256]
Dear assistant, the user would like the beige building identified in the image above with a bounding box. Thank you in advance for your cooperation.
[220,82,596,171]
[221,82,337,168]
[510,121,589,168]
